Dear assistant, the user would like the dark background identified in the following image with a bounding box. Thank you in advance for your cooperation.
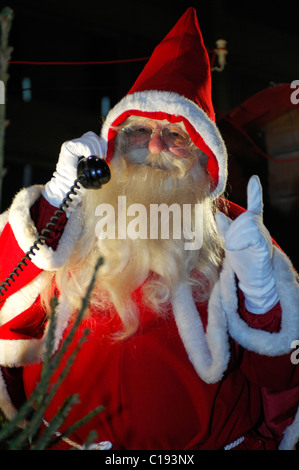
[2,0,299,268]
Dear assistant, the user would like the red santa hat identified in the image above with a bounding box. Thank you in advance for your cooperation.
[101,7,227,197]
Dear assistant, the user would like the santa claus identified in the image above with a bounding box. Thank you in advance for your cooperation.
[0,8,298,450]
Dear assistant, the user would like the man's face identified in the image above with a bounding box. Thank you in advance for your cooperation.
[114,117,208,178]
[118,118,193,157]
[127,119,191,158]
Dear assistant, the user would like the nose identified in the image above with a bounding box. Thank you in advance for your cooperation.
[147,130,168,154]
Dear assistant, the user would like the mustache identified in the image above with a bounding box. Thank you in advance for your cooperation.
[124,147,194,177]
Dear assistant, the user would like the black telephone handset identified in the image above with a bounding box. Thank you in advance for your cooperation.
[77,155,111,189]
[0,156,111,299]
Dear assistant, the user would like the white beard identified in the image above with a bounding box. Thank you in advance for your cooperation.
[58,146,222,338]
[82,147,212,281]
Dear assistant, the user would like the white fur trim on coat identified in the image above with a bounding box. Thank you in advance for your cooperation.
[279,406,299,450]
[101,90,228,198]
[171,244,299,385]
[172,281,230,384]
[0,367,19,421]
[171,249,299,449]
[0,295,73,368]
[7,185,83,271]
[221,246,299,356]
[172,242,299,383]
[0,296,73,422]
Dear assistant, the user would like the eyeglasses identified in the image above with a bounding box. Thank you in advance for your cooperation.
[120,123,191,149]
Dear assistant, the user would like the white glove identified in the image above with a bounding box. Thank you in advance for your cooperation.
[215,175,279,314]
[42,131,105,213]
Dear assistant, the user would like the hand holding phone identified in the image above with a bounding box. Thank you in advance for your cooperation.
[42,131,107,212]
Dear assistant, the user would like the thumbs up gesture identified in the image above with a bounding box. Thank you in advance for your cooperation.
[215,176,279,314]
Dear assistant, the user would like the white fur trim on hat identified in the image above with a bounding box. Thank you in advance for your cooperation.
[101,90,228,198]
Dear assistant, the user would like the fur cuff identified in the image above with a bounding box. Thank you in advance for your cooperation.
[8,185,83,271]
[221,246,299,356]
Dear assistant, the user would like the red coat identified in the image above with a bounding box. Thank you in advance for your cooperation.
[0,190,298,450]
[21,291,296,450]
